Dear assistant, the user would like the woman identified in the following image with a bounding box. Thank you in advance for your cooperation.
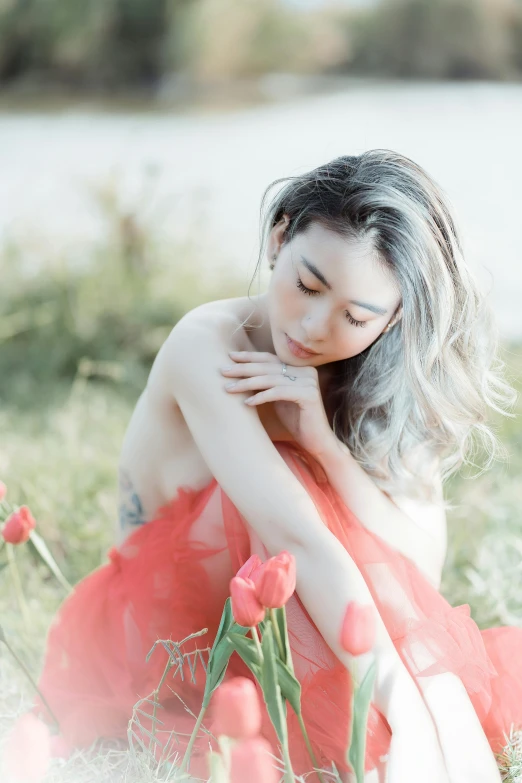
[28,151,521,782]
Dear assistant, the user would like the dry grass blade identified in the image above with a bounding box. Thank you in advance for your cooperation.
[496,725,522,782]
[134,707,166,725]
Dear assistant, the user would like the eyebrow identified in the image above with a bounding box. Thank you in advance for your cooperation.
[300,255,389,315]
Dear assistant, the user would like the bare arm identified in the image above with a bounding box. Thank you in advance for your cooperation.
[161,311,444,739]
[315,430,500,781]
[315,437,447,590]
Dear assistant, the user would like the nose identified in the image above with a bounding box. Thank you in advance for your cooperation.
[302,301,331,341]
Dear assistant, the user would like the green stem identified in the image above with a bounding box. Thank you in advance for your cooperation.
[6,543,31,632]
[282,741,297,783]
[261,616,297,783]
[251,623,264,662]
[297,712,327,783]
[179,703,208,774]
[269,607,285,659]
[0,633,60,731]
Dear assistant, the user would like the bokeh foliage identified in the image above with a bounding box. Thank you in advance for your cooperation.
[1,0,522,93]
[0,176,244,408]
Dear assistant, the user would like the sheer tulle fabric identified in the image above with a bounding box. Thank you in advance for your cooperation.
[30,441,522,780]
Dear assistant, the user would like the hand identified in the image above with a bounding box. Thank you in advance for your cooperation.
[220,350,336,460]
[378,661,450,783]
[385,725,450,783]
[341,660,451,783]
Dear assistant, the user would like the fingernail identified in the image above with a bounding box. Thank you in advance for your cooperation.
[225,382,237,389]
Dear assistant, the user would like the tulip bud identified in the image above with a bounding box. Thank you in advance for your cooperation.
[213,676,262,740]
[230,737,279,783]
[4,713,51,783]
[256,551,296,609]
[230,576,266,627]
[1,506,36,545]
[0,480,6,501]
[236,554,265,589]
[340,601,377,656]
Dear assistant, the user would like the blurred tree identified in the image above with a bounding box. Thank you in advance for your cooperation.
[342,0,519,80]
[0,0,190,89]
[0,0,521,91]
[506,0,522,73]
[174,0,346,81]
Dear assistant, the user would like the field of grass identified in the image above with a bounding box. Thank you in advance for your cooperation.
[0,222,521,780]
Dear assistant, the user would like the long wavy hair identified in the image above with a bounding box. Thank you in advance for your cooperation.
[243,150,518,507]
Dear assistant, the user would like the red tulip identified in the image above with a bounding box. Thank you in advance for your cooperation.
[212,676,262,739]
[230,737,279,783]
[1,506,36,545]
[0,480,6,501]
[4,713,51,783]
[256,551,296,609]
[236,554,265,589]
[340,601,377,656]
[230,576,266,627]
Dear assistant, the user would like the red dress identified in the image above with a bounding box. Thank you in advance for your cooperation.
[25,441,522,779]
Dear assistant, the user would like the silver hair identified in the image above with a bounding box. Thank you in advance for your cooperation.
[242,150,517,508]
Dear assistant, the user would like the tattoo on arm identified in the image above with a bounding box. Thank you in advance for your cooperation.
[118,468,146,531]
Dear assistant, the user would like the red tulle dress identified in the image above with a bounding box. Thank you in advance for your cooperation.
[25,440,522,780]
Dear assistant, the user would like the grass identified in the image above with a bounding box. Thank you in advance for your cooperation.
[0,204,521,779]
[0,341,521,781]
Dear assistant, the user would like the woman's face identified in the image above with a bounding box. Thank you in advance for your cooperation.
[267,216,402,367]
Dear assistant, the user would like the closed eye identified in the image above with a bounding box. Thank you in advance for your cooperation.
[296,276,367,328]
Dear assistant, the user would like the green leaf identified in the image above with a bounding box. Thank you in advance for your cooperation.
[225,632,262,681]
[204,615,250,702]
[260,623,288,747]
[273,606,295,673]
[204,600,243,701]
[347,658,377,783]
[227,632,261,670]
[275,657,302,717]
[28,531,73,593]
[212,598,234,655]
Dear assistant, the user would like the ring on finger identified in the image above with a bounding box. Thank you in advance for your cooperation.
[281,363,298,381]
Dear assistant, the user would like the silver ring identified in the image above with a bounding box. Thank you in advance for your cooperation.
[281,363,297,381]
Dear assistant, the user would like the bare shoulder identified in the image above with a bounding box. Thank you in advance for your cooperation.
[148,297,254,407]
[150,297,330,555]
[169,297,255,357]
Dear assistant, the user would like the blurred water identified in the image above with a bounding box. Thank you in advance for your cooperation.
[1,80,521,338]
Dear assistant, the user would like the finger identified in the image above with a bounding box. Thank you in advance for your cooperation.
[222,362,296,378]
[228,351,276,363]
[244,386,318,405]
[225,375,316,391]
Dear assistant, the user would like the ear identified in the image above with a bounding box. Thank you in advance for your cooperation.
[392,305,403,325]
[381,304,403,335]
[267,214,290,268]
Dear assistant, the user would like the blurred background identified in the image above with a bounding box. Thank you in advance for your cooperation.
[1,0,521,778]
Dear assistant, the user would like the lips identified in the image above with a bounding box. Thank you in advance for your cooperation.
[286,334,320,357]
